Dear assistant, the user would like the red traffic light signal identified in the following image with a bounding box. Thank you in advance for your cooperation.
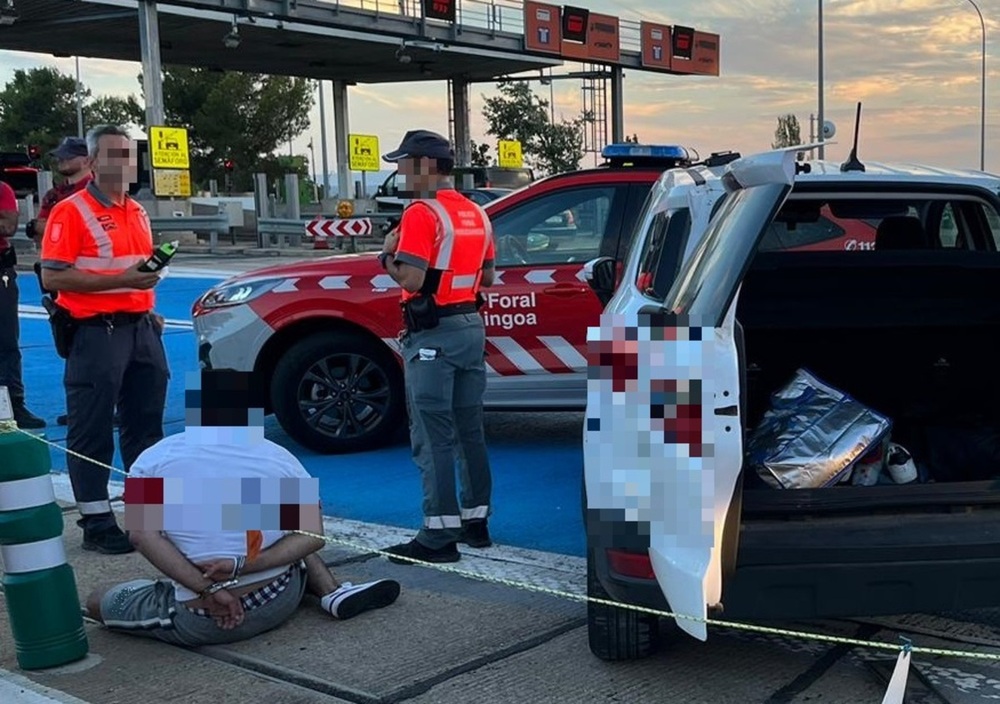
[223,159,235,172]
[672,26,695,60]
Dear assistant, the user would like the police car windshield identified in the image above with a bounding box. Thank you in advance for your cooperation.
[663,183,789,326]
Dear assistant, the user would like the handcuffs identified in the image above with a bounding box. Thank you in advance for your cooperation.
[196,555,247,599]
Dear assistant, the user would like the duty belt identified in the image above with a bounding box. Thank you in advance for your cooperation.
[436,302,478,317]
[75,311,150,327]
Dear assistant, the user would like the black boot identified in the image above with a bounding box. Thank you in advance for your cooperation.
[384,539,460,565]
[12,403,45,430]
[78,519,134,555]
[460,519,492,548]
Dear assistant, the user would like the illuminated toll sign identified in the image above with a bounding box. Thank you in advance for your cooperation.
[423,0,455,22]
[524,1,561,54]
[562,5,589,43]
[672,25,695,60]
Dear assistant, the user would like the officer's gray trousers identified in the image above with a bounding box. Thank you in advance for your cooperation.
[0,266,25,405]
[401,313,492,549]
[65,315,169,532]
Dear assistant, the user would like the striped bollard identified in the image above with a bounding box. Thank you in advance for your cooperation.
[0,389,88,670]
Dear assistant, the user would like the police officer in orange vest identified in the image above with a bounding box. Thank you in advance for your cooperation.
[40,125,169,555]
[378,130,496,564]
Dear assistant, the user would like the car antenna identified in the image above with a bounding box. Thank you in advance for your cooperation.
[840,101,866,172]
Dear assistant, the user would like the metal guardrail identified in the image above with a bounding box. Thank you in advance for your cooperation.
[323,0,644,52]
[149,215,233,252]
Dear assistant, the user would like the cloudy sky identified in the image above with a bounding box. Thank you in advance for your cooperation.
[1,0,996,176]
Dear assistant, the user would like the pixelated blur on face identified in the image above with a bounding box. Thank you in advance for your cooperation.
[397,156,435,197]
[94,135,138,188]
[56,155,89,178]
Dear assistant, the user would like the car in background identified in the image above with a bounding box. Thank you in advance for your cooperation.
[0,150,40,198]
[193,143,708,453]
[459,187,513,206]
[375,166,534,212]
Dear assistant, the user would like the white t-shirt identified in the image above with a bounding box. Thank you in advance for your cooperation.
[129,426,316,601]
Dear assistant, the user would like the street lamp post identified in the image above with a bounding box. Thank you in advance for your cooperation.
[965,0,986,171]
[74,57,84,138]
[818,0,825,160]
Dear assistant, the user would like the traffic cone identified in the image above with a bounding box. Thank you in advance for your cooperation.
[0,406,89,670]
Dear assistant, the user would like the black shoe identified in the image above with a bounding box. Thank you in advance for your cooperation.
[460,519,492,548]
[12,405,46,430]
[81,525,134,555]
[384,539,460,565]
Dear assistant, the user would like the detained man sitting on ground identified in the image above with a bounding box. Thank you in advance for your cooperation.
[85,369,401,646]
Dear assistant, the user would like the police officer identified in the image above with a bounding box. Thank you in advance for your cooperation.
[379,130,496,564]
[29,136,95,427]
[0,179,45,428]
[40,124,169,555]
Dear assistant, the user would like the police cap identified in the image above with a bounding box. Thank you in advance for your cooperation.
[49,137,88,160]
[382,130,453,162]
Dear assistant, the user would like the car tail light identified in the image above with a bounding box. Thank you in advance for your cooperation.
[607,549,655,580]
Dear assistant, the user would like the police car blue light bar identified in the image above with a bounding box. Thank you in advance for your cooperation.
[601,144,692,161]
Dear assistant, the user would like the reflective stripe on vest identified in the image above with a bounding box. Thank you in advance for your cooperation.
[66,193,147,294]
[0,537,67,574]
[419,198,488,299]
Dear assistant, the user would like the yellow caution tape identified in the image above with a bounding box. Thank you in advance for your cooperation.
[7,424,1000,663]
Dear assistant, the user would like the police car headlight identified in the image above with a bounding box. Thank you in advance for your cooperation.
[198,278,282,309]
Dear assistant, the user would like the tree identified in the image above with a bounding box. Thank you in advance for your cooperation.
[469,139,493,167]
[0,67,143,155]
[535,118,585,176]
[147,68,315,191]
[480,80,586,176]
[772,114,802,149]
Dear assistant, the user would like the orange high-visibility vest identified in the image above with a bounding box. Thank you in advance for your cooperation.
[402,192,493,306]
[40,185,155,319]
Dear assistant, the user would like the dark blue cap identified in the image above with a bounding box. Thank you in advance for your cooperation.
[49,137,88,160]
[382,130,454,162]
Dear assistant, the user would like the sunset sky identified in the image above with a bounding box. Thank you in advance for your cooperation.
[1,0,996,177]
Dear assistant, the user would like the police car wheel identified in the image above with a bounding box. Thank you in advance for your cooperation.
[586,547,663,661]
[271,331,405,454]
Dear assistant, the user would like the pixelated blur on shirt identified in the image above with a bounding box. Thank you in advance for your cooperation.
[0,181,16,251]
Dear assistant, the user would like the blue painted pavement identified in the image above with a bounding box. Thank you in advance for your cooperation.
[14,269,585,557]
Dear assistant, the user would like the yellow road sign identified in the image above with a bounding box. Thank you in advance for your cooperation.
[150,126,190,169]
[153,169,192,197]
[349,134,381,172]
[498,140,523,168]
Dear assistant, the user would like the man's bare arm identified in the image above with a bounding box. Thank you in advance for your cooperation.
[385,258,426,293]
[243,531,326,574]
[0,210,17,237]
[41,263,160,293]
[130,530,214,595]
[480,264,495,288]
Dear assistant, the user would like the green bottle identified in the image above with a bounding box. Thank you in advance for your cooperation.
[139,240,179,272]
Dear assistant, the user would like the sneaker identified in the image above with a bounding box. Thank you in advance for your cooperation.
[82,525,134,555]
[384,539,460,565]
[12,405,45,430]
[322,579,401,620]
[460,519,492,548]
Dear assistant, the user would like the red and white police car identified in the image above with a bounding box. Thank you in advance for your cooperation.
[191,144,874,454]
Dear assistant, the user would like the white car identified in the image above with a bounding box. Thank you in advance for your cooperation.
[583,145,1000,659]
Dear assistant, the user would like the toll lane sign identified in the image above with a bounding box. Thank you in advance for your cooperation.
[150,126,190,169]
[153,169,192,197]
[349,134,380,172]
[499,140,523,168]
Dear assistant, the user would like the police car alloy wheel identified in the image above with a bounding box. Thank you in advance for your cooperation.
[270,330,406,454]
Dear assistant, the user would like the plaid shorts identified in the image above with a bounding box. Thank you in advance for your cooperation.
[100,561,308,647]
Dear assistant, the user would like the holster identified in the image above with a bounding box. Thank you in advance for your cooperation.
[42,295,78,359]
[0,247,16,268]
[402,295,440,333]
